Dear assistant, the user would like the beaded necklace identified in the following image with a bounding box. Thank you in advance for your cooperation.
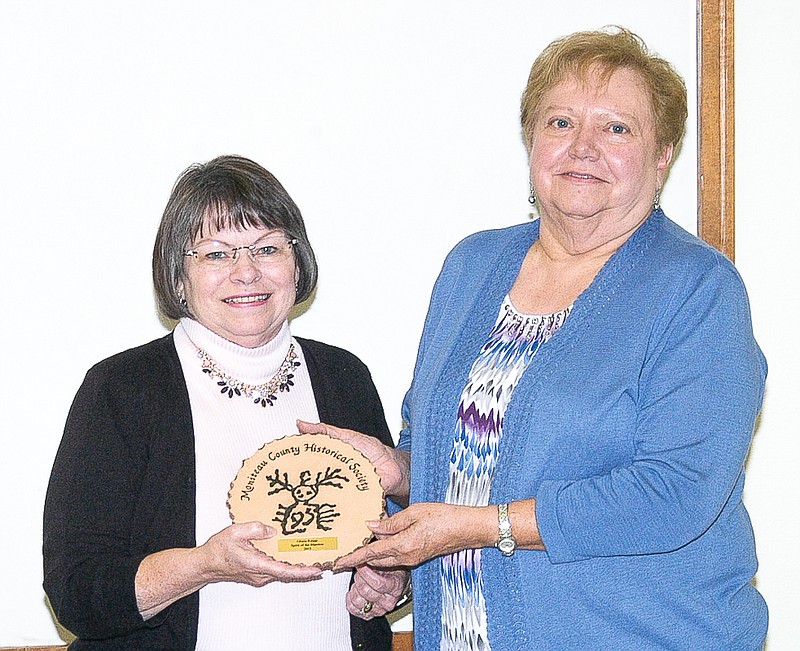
[191,342,300,408]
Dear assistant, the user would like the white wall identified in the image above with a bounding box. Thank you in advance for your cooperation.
[735,1,800,649]
[13,0,794,645]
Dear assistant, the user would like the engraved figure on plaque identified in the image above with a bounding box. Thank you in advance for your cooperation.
[267,467,349,534]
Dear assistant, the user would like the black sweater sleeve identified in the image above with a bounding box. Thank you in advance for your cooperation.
[43,335,198,647]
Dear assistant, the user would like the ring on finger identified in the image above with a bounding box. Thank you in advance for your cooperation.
[360,600,374,615]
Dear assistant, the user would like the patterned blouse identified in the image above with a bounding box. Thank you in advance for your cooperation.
[440,295,571,651]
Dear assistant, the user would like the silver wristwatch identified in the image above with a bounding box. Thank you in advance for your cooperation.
[496,503,517,556]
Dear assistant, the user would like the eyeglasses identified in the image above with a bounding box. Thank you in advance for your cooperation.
[184,233,298,270]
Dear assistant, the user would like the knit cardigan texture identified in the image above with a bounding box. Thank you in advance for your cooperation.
[399,209,767,650]
[43,335,393,650]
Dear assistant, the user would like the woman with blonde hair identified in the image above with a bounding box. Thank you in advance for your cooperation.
[303,27,767,650]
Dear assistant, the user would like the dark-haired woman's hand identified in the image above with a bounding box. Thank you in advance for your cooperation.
[135,521,322,620]
[347,566,410,620]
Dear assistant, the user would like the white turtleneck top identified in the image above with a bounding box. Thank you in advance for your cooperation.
[173,318,351,651]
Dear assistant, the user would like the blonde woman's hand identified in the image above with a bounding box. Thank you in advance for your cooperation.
[335,503,497,569]
[296,420,410,503]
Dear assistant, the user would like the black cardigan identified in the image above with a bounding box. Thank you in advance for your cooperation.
[43,334,394,650]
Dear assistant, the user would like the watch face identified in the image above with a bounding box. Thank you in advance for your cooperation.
[498,537,516,555]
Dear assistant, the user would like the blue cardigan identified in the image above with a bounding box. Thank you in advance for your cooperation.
[398,210,767,650]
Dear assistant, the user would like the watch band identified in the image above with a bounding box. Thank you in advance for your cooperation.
[496,502,517,556]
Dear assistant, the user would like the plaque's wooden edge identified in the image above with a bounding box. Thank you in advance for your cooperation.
[226,432,386,569]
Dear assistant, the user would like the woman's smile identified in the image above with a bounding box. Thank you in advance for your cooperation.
[222,293,272,305]
[558,171,608,182]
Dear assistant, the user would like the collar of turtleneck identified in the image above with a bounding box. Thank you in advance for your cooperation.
[177,318,294,386]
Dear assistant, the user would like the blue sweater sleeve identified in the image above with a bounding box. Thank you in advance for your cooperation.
[535,261,766,563]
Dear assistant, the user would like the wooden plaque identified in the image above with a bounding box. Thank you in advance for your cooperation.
[228,432,385,567]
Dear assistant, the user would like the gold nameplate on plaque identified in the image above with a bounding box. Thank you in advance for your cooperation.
[228,432,385,567]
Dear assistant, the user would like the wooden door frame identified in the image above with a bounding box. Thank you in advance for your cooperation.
[698,0,735,260]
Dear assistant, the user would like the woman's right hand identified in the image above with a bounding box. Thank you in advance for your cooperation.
[296,420,410,504]
[136,521,321,620]
[196,521,323,587]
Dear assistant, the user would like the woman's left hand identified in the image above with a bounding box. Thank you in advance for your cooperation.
[336,502,497,569]
[346,566,409,620]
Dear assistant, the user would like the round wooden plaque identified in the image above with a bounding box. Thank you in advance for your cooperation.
[228,432,384,567]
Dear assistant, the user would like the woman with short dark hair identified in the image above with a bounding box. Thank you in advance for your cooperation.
[44,155,406,650]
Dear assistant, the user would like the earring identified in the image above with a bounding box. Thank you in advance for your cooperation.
[653,188,661,211]
[528,183,537,206]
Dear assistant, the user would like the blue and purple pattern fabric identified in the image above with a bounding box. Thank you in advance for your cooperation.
[440,296,570,651]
